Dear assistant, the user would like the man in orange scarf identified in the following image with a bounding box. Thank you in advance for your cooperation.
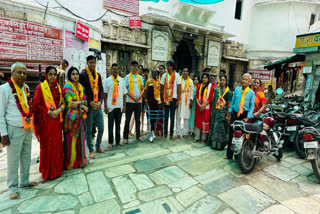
[0,62,38,199]
[80,55,105,159]
[123,61,145,144]
[104,63,127,149]
[160,60,181,140]
[225,73,255,159]
[175,68,194,139]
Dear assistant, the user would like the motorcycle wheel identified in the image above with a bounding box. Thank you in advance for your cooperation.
[311,150,320,182]
[236,139,256,174]
[294,131,306,159]
[273,148,283,161]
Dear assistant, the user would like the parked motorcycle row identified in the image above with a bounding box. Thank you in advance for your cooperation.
[230,89,320,180]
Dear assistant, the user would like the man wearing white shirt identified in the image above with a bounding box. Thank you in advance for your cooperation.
[104,63,128,149]
[176,68,194,139]
[0,62,37,200]
[160,60,181,140]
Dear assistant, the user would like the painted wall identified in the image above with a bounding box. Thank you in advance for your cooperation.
[247,2,320,60]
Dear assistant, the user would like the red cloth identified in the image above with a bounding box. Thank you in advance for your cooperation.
[194,83,214,133]
[33,79,64,180]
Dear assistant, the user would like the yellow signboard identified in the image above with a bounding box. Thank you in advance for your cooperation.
[295,32,320,48]
[89,38,101,51]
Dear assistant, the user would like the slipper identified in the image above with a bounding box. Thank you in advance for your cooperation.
[108,144,113,149]
[10,193,20,200]
[137,137,144,142]
[118,142,124,146]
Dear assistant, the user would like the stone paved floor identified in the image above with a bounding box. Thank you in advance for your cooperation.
[1,115,320,213]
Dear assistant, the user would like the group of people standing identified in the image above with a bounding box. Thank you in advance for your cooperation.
[0,55,268,199]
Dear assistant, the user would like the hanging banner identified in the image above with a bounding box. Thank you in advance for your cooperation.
[129,16,142,29]
[104,0,139,15]
[207,41,221,67]
[0,17,63,61]
[152,30,169,62]
[75,21,89,42]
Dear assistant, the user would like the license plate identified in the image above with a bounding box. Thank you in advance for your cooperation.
[287,126,297,131]
[304,141,318,149]
[232,138,242,145]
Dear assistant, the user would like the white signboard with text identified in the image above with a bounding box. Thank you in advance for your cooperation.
[207,41,221,67]
[152,30,169,62]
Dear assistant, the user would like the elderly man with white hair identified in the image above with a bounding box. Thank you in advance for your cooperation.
[225,73,255,159]
[0,62,37,200]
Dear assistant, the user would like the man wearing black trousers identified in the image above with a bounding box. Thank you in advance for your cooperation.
[104,63,127,149]
[123,61,145,144]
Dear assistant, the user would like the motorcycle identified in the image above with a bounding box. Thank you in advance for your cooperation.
[231,116,284,173]
[300,127,320,181]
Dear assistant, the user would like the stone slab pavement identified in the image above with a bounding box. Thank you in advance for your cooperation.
[1,114,320,213]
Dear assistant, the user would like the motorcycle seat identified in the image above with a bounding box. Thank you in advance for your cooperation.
[276,112,290,118]
[296,116,317,126]
[244,123,263,132]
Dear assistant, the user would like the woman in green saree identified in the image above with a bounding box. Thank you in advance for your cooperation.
[208,75,232,150]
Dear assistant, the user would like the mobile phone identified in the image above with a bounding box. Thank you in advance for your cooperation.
[50,106,54,111]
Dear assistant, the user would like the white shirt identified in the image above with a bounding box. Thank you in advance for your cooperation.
[160,72,181,99]
[104,76,127,112]
[125,73,144,103]
[177,78,194,119]
[0,82,28,136]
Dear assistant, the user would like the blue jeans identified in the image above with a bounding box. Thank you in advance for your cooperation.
[85,107,104,153]
[164,98,177,137]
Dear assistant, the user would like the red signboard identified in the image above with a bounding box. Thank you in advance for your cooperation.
[75,21,89,42]
[129,16,142,28]
[104,0,139,15]
[0,17,63,62]
[248,69,271,81]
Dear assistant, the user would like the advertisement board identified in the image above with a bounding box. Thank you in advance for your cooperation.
[0,17,63,61]
[248,69,271,81]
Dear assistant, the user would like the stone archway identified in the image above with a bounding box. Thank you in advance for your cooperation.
[173,40,198,74]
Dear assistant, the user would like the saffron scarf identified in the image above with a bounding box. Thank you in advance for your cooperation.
[41,80,63,122]
[216,87,229,110]
[180,76,190,105]
[86,66,99,102]
[111,75,119,105]
[10,77,33,129]
[150,78,161,104]
[164,71,176,105]
[128,73,142,102]
[238,86,250,117]
[69,81,87,119]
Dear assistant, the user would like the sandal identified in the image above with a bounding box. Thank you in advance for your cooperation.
[96,148,105,153]
[89,152,95,159]
[10,193,20,200]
